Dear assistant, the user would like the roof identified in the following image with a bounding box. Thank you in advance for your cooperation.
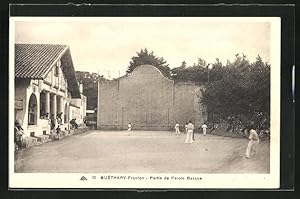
[15,44,67,78]
[15,44,81,98]
[69,102,80,109]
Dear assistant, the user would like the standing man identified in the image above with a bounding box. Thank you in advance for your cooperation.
[185,121,194,143]
[175,122,180,135]
[201,123,208,136]
[14,119,24,151]
[184,122,188,134]
[127,122,132,136]
[245,128,260,158]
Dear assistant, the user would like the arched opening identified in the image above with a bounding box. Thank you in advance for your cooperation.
[28,93,37,125]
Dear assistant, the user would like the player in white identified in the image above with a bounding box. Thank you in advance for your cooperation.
[175,122,180,135]
[245,128,260,158]
[127,122,132,135]
[184,122,188,134]
[201,123,208,136]
[185,121,194,143]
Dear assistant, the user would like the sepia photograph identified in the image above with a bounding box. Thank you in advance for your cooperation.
[9,17,281,189]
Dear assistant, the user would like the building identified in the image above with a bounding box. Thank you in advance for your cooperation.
[14,44,86,137]
[86,109,96,117]
[97,64,207,130]
[70,83,87,125]
[85,109,97,127]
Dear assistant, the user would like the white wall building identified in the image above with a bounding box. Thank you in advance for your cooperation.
[70,83,87,125]
[14,44,86,137]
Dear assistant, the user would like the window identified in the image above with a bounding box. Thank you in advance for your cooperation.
[54,60,61,77]
[54,65,59,77]
[40,91,47,119]
[28,93,37,125]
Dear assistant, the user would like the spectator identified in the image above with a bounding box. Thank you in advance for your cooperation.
[14,119,24,151]
[55,125,61,140]
[57,112,63,125]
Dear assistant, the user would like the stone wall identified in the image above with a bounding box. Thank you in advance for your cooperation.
[97,65,206,131]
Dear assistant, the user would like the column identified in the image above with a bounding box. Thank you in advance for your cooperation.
[60,97,64,123]
[57,96,61,114]
[52,94,57,119]
[45,92,50,117]
[66,102,69,124]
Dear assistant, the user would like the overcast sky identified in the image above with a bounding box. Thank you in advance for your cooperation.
[14,17,271,79]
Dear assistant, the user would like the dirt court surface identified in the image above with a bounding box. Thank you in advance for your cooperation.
[15,130,270,173]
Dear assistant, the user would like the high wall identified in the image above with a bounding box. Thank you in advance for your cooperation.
[174,82,205,129]
[97,65,206,131]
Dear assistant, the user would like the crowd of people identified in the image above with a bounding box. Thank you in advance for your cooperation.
[14,112,82,150]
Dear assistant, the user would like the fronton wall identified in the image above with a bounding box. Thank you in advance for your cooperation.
[97,65,206,130]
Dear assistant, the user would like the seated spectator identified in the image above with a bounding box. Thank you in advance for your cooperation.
[70,119,79,129]
[57,112,63,125]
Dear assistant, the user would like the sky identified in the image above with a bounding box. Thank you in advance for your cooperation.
[13,17,271,79]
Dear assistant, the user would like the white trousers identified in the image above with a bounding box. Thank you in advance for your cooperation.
[127,128,131,135]
[203,128,207,135]
[185,130,194,143]
[175,128,180,134]
[245,139,259,158]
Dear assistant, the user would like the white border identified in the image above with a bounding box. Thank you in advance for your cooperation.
[9,17,281,189]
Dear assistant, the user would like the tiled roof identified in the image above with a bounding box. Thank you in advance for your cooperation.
[15,44,68,79]
[15,44,81,98]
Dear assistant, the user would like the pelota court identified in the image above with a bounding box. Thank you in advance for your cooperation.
[15,130,270,173]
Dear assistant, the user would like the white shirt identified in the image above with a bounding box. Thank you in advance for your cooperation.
[249,129,259,141]
[128,124,131,128]
[175,123,179,129]
[201,124,208,129]
[187,123,194,130]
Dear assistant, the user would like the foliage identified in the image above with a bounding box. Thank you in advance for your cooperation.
[75,71,105,110]
[76,51,270,134]
[171,58,210,83]
[126,48,171,78]
[199,54,270,131]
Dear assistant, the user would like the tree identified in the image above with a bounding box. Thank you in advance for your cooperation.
[75,71,106,110]
[200,54,270,130]
[180,61,187,68]
[209,58,224,82]
[171,58,208,83]
[126,48,171,77]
